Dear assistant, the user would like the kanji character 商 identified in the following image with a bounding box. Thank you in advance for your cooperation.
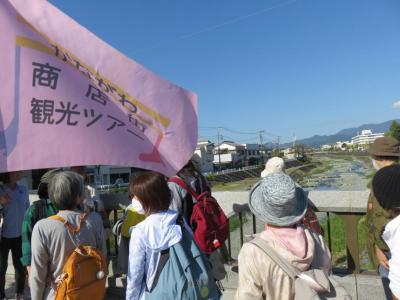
[32,62,61,90]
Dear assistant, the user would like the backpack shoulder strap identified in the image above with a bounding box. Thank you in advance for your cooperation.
[168,177,199,199]
[49,213,88,234]
[33,199,47,222]
[146,248,170,292]
[249,237,299,279]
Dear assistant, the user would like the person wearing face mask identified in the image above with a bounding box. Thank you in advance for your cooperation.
[0,171,29,300]
[114,188,146,277]
[365,136,400,300]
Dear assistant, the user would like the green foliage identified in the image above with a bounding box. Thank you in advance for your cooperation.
[320,214,372,269]
[385,120,400,141]
[308,160,333,176]
[229,215,248,232]
[206,174,216,181]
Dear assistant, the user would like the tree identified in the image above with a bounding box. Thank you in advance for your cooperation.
[385,120,400,141]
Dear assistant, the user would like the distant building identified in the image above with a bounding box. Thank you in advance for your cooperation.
[283,148,296,159]
[19,165,132,190]
[335,141,352,151]
[351,130,384,150]
[321,144,332,151]
[213,141,246,169]
[95,166,132,185]
[243,143,263,165]
[193,140,215,173]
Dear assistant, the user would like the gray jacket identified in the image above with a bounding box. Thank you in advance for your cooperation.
[30,210,107,300]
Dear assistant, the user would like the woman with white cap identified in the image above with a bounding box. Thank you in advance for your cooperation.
[260,157,285,178]
[261,157,323,235]
[236,173,331,300]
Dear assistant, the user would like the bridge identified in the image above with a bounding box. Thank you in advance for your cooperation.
[6,190,386,299]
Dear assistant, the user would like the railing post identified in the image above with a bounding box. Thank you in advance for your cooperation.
[113,208,118,256]
[239,212,244,247]
[252,214,257,234]
[337,213,363,274]
[327,212,332,252]
[227,218,232,259]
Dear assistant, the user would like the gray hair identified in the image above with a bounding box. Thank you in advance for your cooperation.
[49,171,84,210]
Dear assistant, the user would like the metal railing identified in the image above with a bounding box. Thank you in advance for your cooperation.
[100,189,372,275]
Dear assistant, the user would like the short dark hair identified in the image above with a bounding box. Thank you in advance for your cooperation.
[37,182,48,199]
[129,172,171,215]
[49,171,84,210]
[0,173,11,184]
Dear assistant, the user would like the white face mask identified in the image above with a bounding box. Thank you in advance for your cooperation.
[131,197,145,215]
[372,159,380,170]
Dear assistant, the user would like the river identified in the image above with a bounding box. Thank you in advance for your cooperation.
[303,156,374,191]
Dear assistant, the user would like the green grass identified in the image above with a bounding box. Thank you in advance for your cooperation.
[229,215,248,232]
[210,163,317,192]
[320,214,373,269]
[308,160,333,176]
[341,155,354,162]
[211,177,260,192]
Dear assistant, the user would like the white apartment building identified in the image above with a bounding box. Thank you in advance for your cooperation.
[193,140,215,173]
[213,141,246,169]
[351,130,384,150]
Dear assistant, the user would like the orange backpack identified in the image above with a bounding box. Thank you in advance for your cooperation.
[49,214,107,300]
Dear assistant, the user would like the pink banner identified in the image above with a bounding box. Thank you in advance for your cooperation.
[0,0,198,176]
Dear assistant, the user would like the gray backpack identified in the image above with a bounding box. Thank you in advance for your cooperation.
[145,226,221,300]
[250,234,351,300]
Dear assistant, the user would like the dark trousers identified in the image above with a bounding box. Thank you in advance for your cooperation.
[378,251,392,300]
[0,237,25,297]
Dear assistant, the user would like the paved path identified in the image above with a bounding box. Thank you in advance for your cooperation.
[6,265,384,300]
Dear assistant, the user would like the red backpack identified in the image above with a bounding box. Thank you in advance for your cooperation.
[169,177,229,254]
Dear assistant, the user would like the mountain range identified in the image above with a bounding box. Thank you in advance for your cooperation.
[280,119,399,148]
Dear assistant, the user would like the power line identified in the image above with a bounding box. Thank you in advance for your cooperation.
[132,0,299,54]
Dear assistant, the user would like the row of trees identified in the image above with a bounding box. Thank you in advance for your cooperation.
[385,120,400,141]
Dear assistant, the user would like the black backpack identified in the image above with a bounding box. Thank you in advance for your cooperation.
[32,198,47,223]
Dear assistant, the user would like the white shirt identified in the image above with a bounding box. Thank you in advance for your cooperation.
[382,214,400,299]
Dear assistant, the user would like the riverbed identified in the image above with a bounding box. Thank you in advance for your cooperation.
[303,156,373,191]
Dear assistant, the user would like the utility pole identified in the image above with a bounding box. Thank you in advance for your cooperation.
[277,136,281,154]
[217,127,222,171]
[293,133,296,148]
[259,130,265,163]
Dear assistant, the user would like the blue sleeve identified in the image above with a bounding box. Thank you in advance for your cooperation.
[126,228,146,300]
[24,189,30,211]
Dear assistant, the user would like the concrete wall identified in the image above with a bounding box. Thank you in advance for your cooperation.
[45,189,369,215]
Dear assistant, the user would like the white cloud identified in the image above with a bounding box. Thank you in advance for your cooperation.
[393,101,400,108]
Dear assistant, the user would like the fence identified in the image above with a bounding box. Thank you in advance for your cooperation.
[99,189,372,274]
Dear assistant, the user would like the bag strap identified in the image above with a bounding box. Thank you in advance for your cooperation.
[49,213,88,234]
[249,237,299,279]
[168,177,199,199]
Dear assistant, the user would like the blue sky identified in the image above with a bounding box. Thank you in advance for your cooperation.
[49,0,400,144]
